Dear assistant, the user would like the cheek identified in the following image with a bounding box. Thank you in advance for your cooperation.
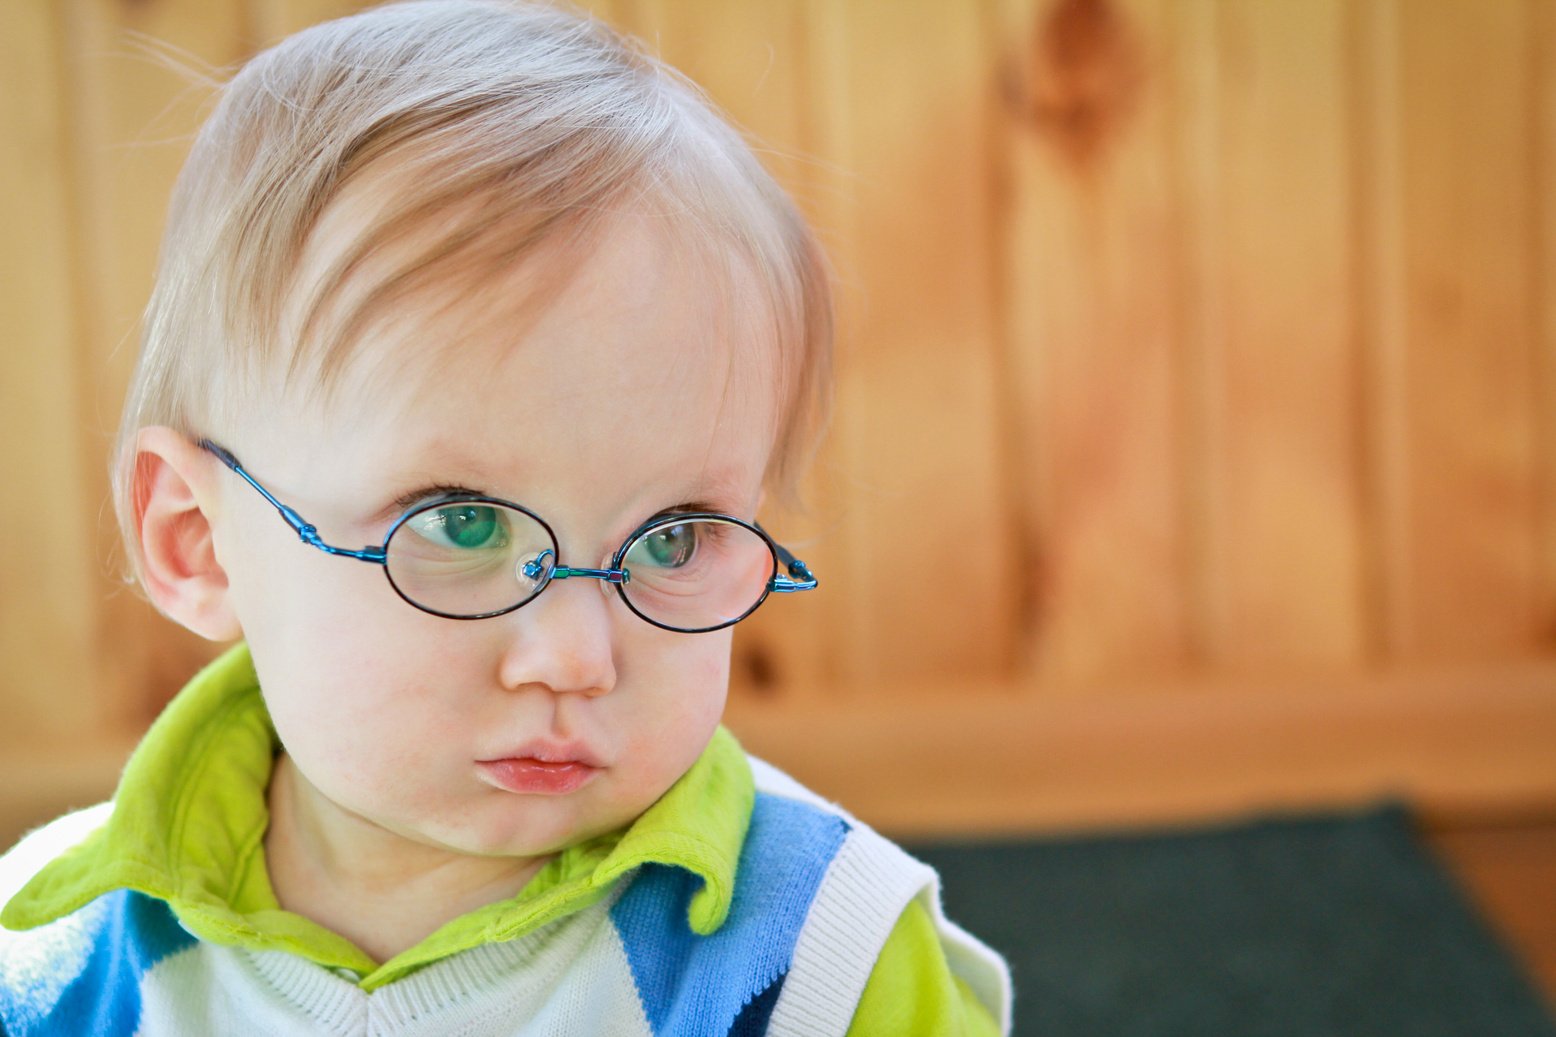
[262,657,474,823]
[688,643,732,722]
[621,633,732,763]
[221,502,396,648]
[248,597,483,813]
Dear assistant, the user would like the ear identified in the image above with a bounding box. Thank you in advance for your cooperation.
[133,426,242,641]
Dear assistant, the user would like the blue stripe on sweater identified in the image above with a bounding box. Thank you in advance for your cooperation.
[611,792,848,1037]
[1,891,196,1037]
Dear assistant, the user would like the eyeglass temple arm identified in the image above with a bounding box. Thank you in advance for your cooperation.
[199,439,387,564]
[758,526,817,594]
[204,439,817,588]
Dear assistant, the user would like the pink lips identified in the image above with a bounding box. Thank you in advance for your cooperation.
[477,744,603,795]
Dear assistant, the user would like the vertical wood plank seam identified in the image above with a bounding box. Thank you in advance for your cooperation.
[1169,0,1224,669]
[1525,0,1554,652]
[1163,0,1197,667]
[790,0,850,691]
[241,0,276,53]
[54,0,111,730]
[1343,0,1383,667]
[986,0,1024,677]
[1373,0,1409,662]
[979,0,1036,680]
[246,0,277,51]
[1198,0,1228,669]
[804,0,867,686]
[1356,0,1410,663]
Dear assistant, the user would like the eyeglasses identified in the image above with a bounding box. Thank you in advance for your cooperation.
[200,440,817,632]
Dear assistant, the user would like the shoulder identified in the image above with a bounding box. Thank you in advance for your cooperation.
[744,753,933,965]
[745,753,927,897]
[847,898,1006,1037]
[744,756,1013,1037]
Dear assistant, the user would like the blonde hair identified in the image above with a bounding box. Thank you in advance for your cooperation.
[113,0,832,584]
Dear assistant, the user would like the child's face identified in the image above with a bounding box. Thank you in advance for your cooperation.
[212,206,779,863]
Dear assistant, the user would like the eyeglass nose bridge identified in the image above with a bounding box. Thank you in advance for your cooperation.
[520,548,631,587]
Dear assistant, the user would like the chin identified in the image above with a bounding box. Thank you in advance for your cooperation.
[451,809,609,860]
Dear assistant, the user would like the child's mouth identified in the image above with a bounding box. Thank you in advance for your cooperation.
[477,758,601,795]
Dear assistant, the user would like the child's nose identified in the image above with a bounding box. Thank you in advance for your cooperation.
[494,576,618,697]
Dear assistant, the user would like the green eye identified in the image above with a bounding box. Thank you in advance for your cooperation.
[430,505,506,549]
[635,522,697,568]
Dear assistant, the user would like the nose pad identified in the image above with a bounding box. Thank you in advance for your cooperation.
[518,548,556,596]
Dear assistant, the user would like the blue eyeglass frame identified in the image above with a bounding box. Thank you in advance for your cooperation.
[199,439,818,632]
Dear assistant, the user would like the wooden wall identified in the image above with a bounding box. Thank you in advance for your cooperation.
[3,0,1555,843]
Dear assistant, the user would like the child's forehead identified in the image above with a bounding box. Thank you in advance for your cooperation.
[278,167,780,404]
[259,187,785,504]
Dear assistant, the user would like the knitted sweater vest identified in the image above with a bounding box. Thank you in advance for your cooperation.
[0,758,1010,1036]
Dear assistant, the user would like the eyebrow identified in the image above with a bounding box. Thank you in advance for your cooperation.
[374,464,756,523]
[388,482,489,513]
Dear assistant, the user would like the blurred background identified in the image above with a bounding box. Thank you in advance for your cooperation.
[3,0,1555,1027]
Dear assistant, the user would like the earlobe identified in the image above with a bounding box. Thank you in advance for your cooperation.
[134,427,242,641]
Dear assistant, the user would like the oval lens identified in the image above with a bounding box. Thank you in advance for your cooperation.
[620,517,776,631]
[385,501,554,617]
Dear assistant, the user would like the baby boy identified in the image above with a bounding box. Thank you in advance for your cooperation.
[0,2,1011,1034]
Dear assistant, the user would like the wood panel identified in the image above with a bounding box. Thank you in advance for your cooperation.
[0,1,97,737]
[1534,0,1556,658]
[1392,0,1543,659]
[995,0,1191,684]
[1201,0,1365,670]
[793,0,1019,689]
[252,0,362,41]
[725,660,1556,837]
[1350,0,1411,664]
[56,0,256,727]
[3,0,1556,836]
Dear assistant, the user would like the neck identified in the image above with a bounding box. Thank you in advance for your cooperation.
[263,752,549,964]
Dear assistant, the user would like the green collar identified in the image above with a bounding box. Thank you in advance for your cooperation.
[0,644,753,991]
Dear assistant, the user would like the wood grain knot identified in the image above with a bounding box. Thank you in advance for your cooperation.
[736,640,780,697]
[1004,0,1145,168]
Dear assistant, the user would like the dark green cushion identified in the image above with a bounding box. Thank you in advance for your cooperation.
[910,804,1556,1037]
